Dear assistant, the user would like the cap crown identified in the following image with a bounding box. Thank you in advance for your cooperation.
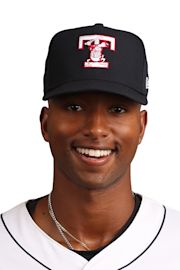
[43,24,148,104]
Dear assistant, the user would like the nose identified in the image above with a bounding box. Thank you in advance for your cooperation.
[82,109,110,139]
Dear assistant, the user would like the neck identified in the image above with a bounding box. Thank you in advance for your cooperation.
[49,168,135,249]
[33,167,135,251]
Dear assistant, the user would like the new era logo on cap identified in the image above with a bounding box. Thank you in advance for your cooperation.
[43,23,149,105]
[78,34,116,69]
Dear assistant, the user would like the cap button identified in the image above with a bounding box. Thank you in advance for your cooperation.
[94,23,104,27]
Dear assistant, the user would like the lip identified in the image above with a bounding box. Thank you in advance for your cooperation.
[73,144,116,151]
[72,147,115,167]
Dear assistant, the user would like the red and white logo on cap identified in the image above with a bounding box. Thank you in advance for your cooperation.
[78,35,115,68]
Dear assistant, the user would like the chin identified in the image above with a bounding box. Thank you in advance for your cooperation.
[71,174,120,191]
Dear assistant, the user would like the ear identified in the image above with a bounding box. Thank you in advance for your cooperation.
[40,107,49,142]
[138,110,148,144]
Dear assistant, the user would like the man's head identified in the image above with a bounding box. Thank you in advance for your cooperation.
[41,91,147,190]
[40,24,148,190]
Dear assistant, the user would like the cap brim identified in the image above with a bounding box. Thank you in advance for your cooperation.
[43,80,147,105]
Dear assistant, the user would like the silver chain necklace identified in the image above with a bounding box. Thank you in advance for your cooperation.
[48,193,90,251]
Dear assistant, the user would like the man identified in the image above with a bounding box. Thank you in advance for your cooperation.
[0,24,180,269]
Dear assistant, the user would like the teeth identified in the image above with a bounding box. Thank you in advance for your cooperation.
[76,148,112,158]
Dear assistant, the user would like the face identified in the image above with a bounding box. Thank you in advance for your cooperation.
[40,91,147,190]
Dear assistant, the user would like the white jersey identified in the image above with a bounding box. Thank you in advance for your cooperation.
[0,196,180,269]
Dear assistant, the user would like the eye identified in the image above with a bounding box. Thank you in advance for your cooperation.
[66,104,83,111]
[109,106,126,114]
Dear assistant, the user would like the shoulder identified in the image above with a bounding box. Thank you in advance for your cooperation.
[1,201,28,227]
[141,196,180,241]
[0,202,37,268]
[163,204,180,235]
[142,195,180,222]
[1,202,27,226]
[0,202,28,249]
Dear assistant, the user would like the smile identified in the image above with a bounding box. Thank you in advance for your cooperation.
[76,147,112,158]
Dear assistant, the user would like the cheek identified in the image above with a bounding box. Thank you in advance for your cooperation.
[48,114,80,138]
[47,116,80,157]
[115,121,141,154]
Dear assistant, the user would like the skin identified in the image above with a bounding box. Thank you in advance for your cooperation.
[33,91,147,251]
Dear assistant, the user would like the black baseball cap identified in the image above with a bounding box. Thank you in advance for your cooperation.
[43,23,149,104]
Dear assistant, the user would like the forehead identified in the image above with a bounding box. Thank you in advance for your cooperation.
[49,91,139,106]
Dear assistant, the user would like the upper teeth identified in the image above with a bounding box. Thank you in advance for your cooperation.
[76,148,112,158]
